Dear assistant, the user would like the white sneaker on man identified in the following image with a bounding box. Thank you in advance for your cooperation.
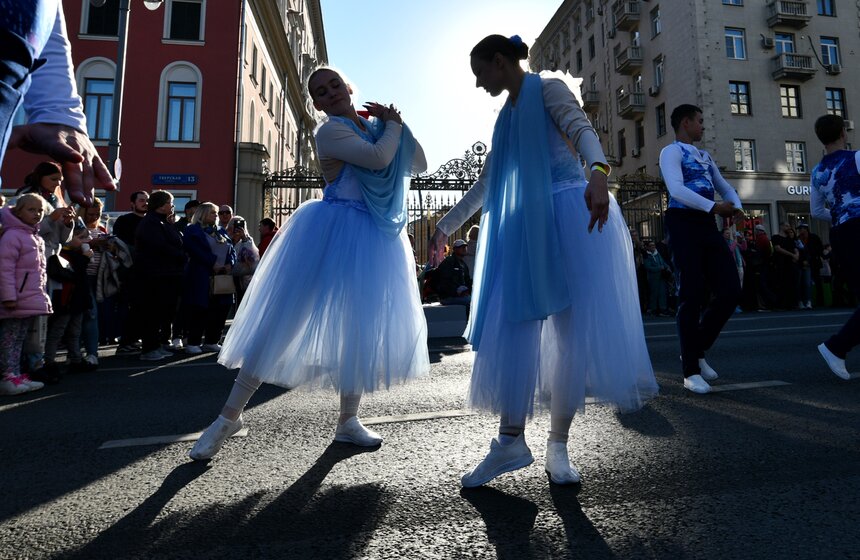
[201,343,222,353]
[83,354,99,366]
[334,416,383,446]
[698,358,719,381]
[461,433,534,488]
[545,440,581,485]
[818,343,850,380]
[185,345,202,355]
[169,338,184,350]
[684,374,712,394]
[188,415,244,460]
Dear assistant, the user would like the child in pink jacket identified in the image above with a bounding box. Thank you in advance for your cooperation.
[0,194,52,395]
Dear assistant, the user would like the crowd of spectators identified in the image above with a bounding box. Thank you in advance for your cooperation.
[0,162,279,395]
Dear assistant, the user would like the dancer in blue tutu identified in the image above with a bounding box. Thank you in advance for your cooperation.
[189,67,430,460]
[429,35,658,487]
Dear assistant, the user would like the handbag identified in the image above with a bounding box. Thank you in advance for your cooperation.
[210,274,236,295]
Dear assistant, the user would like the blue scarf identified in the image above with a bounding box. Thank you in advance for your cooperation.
[466,73,570,349]
[329,115,416,237]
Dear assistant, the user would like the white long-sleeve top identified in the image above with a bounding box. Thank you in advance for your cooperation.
[436,77,607,236]
[22,3,87,133]
[658,141,742,213]
[315,119,427,182]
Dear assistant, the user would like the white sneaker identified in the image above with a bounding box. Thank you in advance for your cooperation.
[684,374,712,394]
[83,354,99,366]
[19,375,44,392]
[545,440,581,485]
[0,376,30,395]
[818,343,850,380]
[334,416,383,446]
[698,358,719,381]
[140,350,166,361]
[185,345,202,355]
[188,415,244,460]
[805,301,813,310]
[170,338,184,350]
[461,434,534,488]
[201,343,222,353]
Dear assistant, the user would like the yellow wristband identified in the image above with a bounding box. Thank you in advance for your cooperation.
[590,162,610,176]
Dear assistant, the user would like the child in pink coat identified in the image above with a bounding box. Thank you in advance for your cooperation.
[0,194,53,395]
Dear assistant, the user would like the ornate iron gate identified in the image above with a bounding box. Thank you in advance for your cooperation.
[615,171,668,241]
[262,165,325,228]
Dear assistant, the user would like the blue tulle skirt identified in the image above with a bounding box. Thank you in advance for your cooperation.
[467,182,658,419]
[218,197,430,393]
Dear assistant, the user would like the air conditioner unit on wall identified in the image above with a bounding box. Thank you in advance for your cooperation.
[845,120,855,131]
[632,147,641,158]
[648,85,660,97]
[827,63,842,74]
[761,36,775,49]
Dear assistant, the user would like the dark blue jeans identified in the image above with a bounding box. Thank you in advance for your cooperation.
[825,218,860,358]
[666,209,741,377]
[0,28,36,170]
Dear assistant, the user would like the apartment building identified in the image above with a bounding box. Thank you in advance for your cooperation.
[531,0,856,237]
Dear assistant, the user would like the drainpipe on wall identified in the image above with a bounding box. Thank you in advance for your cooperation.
[233,0,248,211]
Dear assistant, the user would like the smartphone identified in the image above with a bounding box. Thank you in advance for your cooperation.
[234,219,245,230]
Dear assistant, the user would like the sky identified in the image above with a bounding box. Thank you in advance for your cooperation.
[319,0,562,173]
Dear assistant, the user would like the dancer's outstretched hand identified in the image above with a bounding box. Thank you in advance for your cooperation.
[428,228,448,267]
[585,170,610,233]
[362,102,402,124]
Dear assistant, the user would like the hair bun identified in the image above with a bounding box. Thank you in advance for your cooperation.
[508,34,529,60]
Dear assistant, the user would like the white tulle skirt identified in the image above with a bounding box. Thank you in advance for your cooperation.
[468,182,658,420]
[218,197,430,394]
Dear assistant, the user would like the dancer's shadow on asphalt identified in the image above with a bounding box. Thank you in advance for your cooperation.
[549,484,617,559]
[460,487,539,559]
[61,444,384,559]
[615,403,675,438]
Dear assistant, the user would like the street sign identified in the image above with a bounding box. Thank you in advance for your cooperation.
[151,174,198,185]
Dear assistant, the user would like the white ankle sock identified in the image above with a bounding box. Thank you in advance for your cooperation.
[222,371,262,421]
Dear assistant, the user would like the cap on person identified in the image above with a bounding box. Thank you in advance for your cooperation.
[452,239,467,248]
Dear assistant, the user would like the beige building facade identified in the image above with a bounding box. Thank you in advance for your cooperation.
[532,0,857,239]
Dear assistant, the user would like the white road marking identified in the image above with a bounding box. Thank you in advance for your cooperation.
[98,428,249,449]
[708,380,791,392]
[362,409,475,426]
[0,392,65,411]
[646,323,845,340]
[128,353,218,377]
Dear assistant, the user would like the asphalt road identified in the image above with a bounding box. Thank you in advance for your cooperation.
[1,309,859,559]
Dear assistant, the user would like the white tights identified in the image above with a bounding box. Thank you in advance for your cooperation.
[219,370,363,425]
[499,402,575,443]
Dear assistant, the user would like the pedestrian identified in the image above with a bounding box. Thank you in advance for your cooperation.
[174,199,200,235]
[113,191,149,353]
[111,191,149,248]
[0,194,50,395]
[257,217,278,258]
[217,205,233,231]
[659,104,743,394]
[227,216,259,305]
[643,239,672,316]
[134,191,185,361]
[434,239,472,306]
[1,2,115,204]
[797,223,823,308]
[810,114,860,380]
[188,67,430,461]
[428,35,657,487]
[771,222,800,309]
[463,224,480,274]
[181,203,236,355]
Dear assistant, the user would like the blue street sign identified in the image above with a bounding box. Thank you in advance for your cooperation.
[151,174,199,185]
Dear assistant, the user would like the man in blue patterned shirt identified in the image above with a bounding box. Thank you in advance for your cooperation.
[659,104,744,394]
[810,114,860,380]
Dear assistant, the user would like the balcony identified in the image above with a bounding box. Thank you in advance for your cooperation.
[771,52,816,81]
[613,1,641,31]
[766,1,811,28]
[582,90,600,111]
[618,91,645,119]
[615,46,643,74]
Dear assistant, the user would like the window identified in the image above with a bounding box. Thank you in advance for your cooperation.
[729,81,751,115]
[653,56,664,87]
[818,0,835,16]
[156,62,202,145]
[85,0,119,36]
[650,7,661,38]
[166,83,197,142]
[618,129,627,158]
[588,36,595,59]
[775,32,795,54]
[734,139,756,171]
[656,103,667,137]
[167,0,204,41]
[725,28,746,59]
[780,85,801,118]
[261,66,267,100]
[635,120,645,149]
[576,49,583,73]
[251,45,258,82]
[826,88,846,117]
[83,79,113,140]
[589,73,597,92]
[821,37,840,66]
[723,0,743,4]
[785,142,807,173]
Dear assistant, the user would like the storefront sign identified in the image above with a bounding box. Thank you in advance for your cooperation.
[786,185,810,196]
[151,174,199,185]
